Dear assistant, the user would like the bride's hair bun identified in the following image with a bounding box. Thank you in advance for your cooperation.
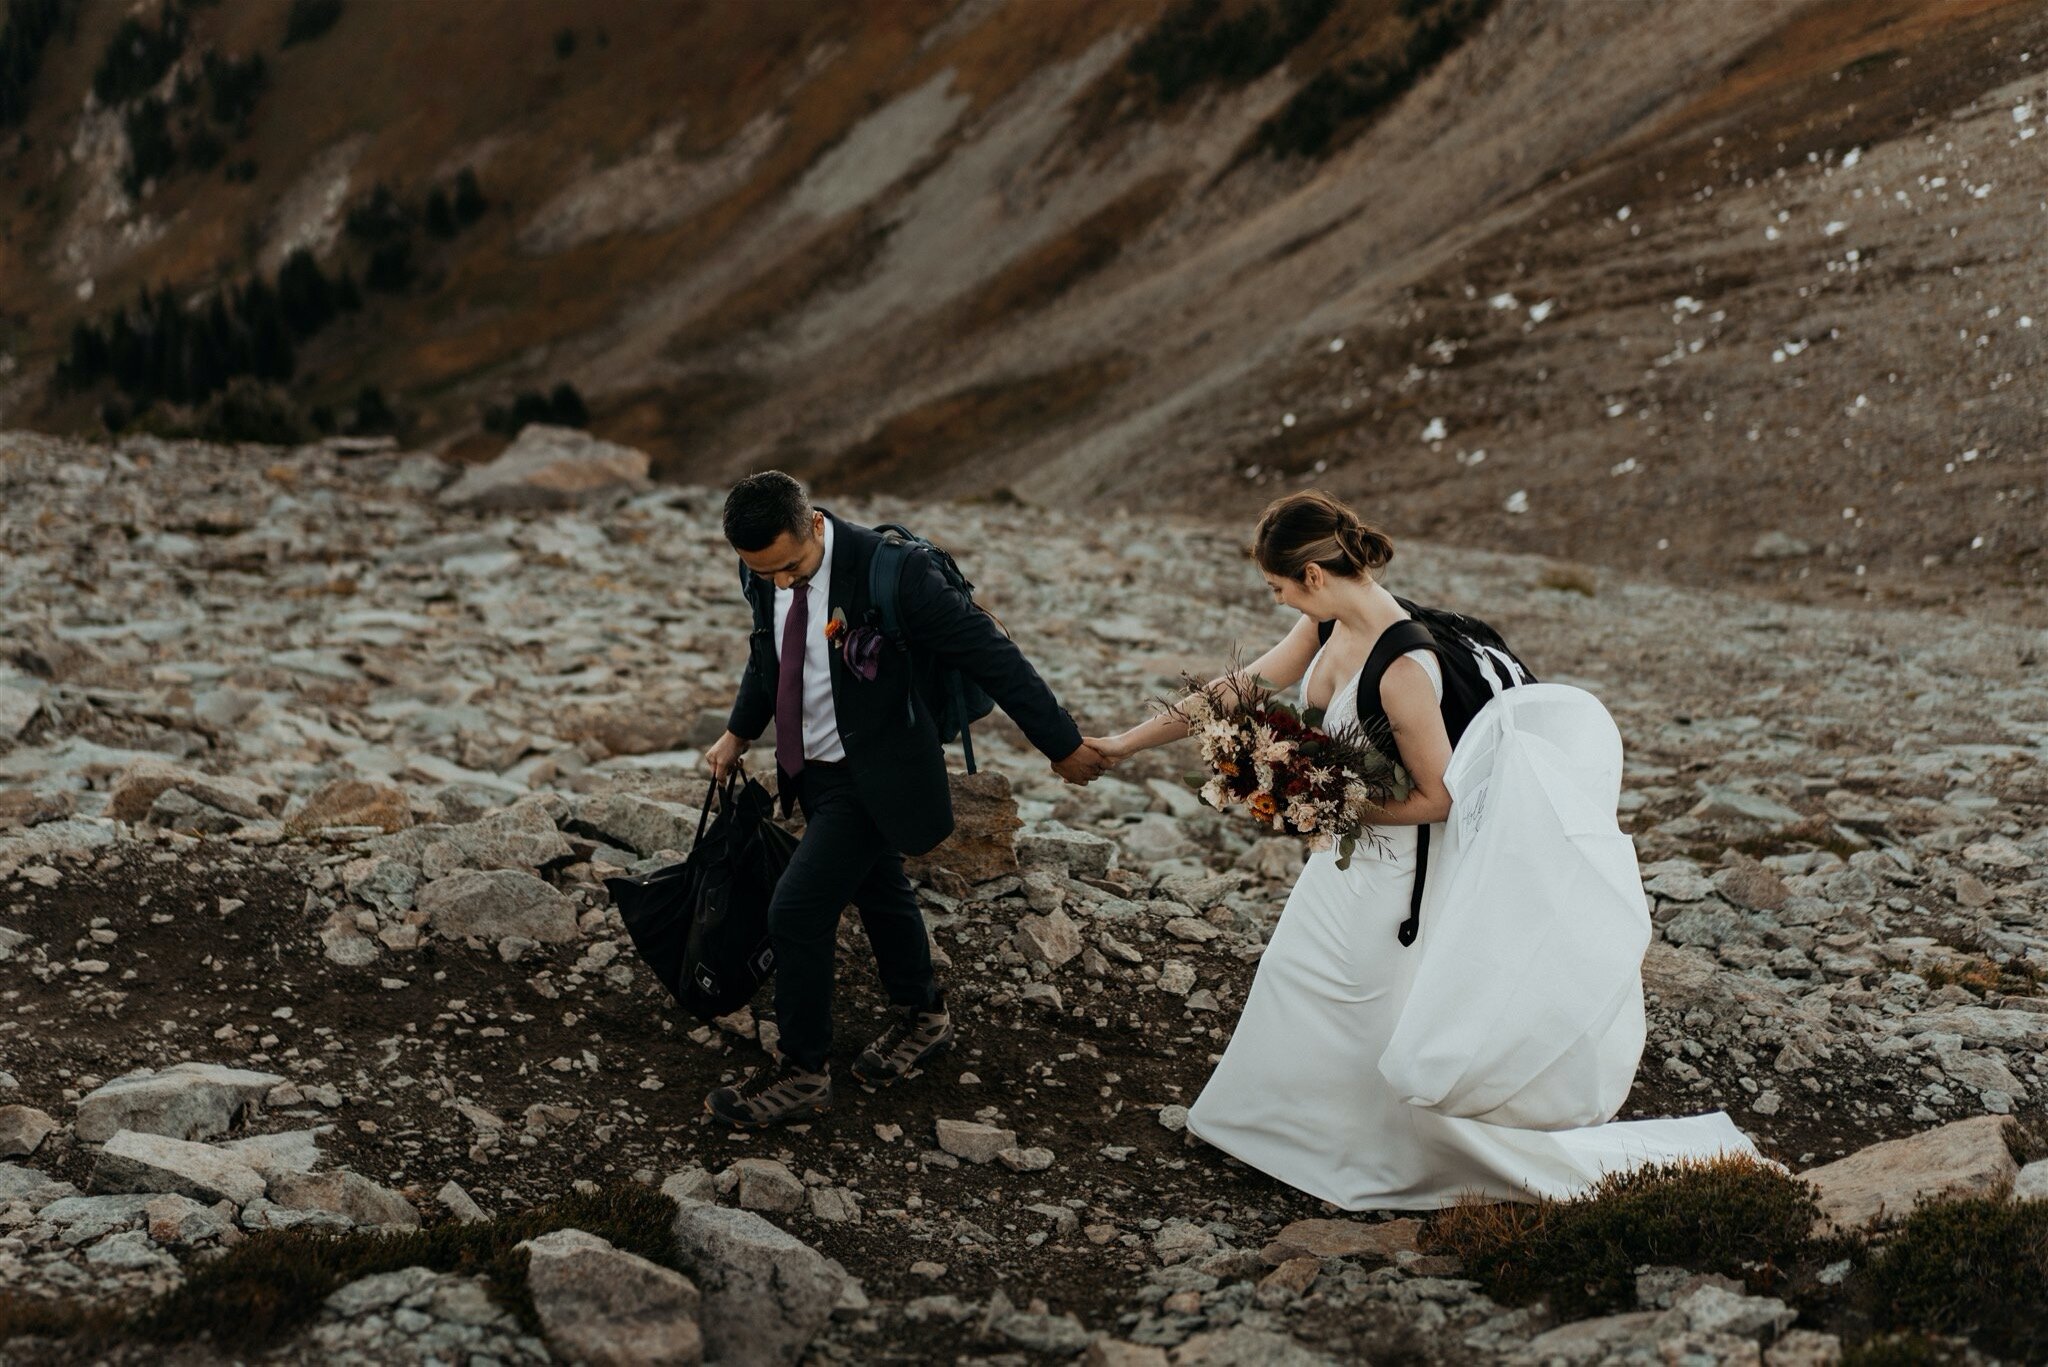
[1250,490,1395,581]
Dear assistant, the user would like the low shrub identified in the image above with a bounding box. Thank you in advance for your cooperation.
[133,1183,679,1353]
[1857,1196,2048,1362]
[1424,1154,1820,1319]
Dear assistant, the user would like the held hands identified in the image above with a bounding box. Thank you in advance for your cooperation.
[705,730,749,783]
[1052,741,1114,786]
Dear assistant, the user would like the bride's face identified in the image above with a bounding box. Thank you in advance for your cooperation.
[1262,567,1330,619]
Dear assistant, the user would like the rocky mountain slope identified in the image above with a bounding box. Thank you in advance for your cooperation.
[1,0,2044,627]
[1,427,2045,1361]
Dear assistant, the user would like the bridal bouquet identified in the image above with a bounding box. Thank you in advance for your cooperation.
[1164,662,1413,868]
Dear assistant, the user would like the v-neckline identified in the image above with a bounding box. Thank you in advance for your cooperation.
[1304,614,1416,715]
[1304,639,1367,717]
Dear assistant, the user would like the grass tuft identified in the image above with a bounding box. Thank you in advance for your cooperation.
[2002,1111,2048,1165]
[1423,1154,1819,1319]
[1856,1196,2048,1362]
[129,1182,678,1353]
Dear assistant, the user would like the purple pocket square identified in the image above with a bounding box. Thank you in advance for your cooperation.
[841,625,884,682]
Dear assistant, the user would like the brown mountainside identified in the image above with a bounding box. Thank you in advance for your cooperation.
[1,0,2043,618]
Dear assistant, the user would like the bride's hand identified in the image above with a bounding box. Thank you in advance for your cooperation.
[1085,735,1128,765]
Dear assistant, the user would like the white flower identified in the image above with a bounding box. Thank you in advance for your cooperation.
[1254,737,1295,764]
[1200,778,1229,810]
[1180,692,1216,725]
[1286,801,1320,831]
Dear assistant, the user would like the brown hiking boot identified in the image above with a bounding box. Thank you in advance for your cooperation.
[704,1064,833,1129]
[851,991,955,1087]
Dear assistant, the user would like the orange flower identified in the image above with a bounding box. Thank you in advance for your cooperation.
[1217,761,1240,777]
[823,615,845,642]
[1248,792,1278,820]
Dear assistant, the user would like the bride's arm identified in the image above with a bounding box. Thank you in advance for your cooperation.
[1093,615,1322,761]
[1361,656,1454,825]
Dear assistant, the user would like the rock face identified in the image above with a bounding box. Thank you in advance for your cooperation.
[522,1228,703,1367]
[1800,1115,2019,1231]
[935,1119,1019,1165]
[670,1205,845,1367]
[269,1170,421,1228]
[293,778,414,833]
[906,771,1022,883]
[418,868,580,944]
[90,1131,268,1206]
[74,1063,285,1143]
[106,758,285,824]
[0,1105,57,1158]
[438,425,652,512]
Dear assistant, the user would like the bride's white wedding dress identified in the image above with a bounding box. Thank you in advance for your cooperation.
[1186,634,1759,1210]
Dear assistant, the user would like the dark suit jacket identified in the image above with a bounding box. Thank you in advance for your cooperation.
[725,512,1083,856]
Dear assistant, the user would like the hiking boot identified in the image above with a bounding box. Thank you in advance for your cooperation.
[851,991,955,1087]
[704,1064,833,1129]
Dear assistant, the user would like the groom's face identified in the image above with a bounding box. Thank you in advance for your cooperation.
[736,510,827,591]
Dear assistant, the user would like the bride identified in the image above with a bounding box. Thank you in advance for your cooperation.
[1088,491,1759,1210]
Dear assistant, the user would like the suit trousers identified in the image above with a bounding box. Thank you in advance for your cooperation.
[769,761,938,1071]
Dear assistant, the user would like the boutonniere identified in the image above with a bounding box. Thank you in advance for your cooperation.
[824,608,884,682]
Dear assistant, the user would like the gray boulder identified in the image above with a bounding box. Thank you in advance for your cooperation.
[270,1169,420,1228]
[74,1062,284,1143]
[671,1204,846,1367]
[522,1227,703,1367]
[0,1104,58,1157]
[90,1130,268,1206]
[419,868,580,944]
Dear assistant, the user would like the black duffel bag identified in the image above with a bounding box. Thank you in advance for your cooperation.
[605,772,794,1022]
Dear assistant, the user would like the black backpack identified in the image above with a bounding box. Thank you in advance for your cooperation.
[605,774,794,1022]
[868,523,997,774]
[1319,597,1536,946]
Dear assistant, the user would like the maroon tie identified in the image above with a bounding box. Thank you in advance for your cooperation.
[774,586,808,780]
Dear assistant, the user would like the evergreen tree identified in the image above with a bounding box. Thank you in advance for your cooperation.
[452,167,485,225]
[548,382,588,427]
[423,185,455,239]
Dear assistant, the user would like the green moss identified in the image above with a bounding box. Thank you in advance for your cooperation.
[1423,1155,1820,1319]
[131,1183,679,1353]
[1839,1332,1971,1366]
[1857,1196,2048,1362]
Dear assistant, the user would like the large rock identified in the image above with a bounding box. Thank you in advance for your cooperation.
[106,757,285,823]
[725,1157,805,1214]
[226,1128,326,1179]
[1800,1115,2018,1232]
[571,791,702,859]
[1261,1217,1421,1263]
[907,771,1021,884]
[1015,821,1116,878]
[270,1169,420,1228]
[91,1130,268,1206]
[438,424,652,512]
[366,797,573,875]
[935,1119,1018,1165]
[670,1204,846,1367]
[419,868,580,944]
[0,1104,58,1158]
[292,778,414,834]
[522,1227,703,1367]
[74,1062,284,1143]
[1015,906,1083,969]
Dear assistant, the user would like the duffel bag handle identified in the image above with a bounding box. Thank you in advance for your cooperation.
[695,769,743,844]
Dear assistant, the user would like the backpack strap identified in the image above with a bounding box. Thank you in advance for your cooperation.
[1357,618,1438,949]
[868,530,912,646]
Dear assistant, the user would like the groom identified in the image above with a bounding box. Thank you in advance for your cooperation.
[701,471,1108,1128]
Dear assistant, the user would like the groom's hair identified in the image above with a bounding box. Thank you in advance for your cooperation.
[722,471,813,551]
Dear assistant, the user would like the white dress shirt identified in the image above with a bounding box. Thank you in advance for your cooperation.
[772,516,848,763]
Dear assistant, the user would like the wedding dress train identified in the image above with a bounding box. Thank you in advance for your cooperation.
[1186,638,1759,1210]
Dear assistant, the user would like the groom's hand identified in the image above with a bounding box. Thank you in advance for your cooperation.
[705,730,749,783]
[1052,742,1110,786]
